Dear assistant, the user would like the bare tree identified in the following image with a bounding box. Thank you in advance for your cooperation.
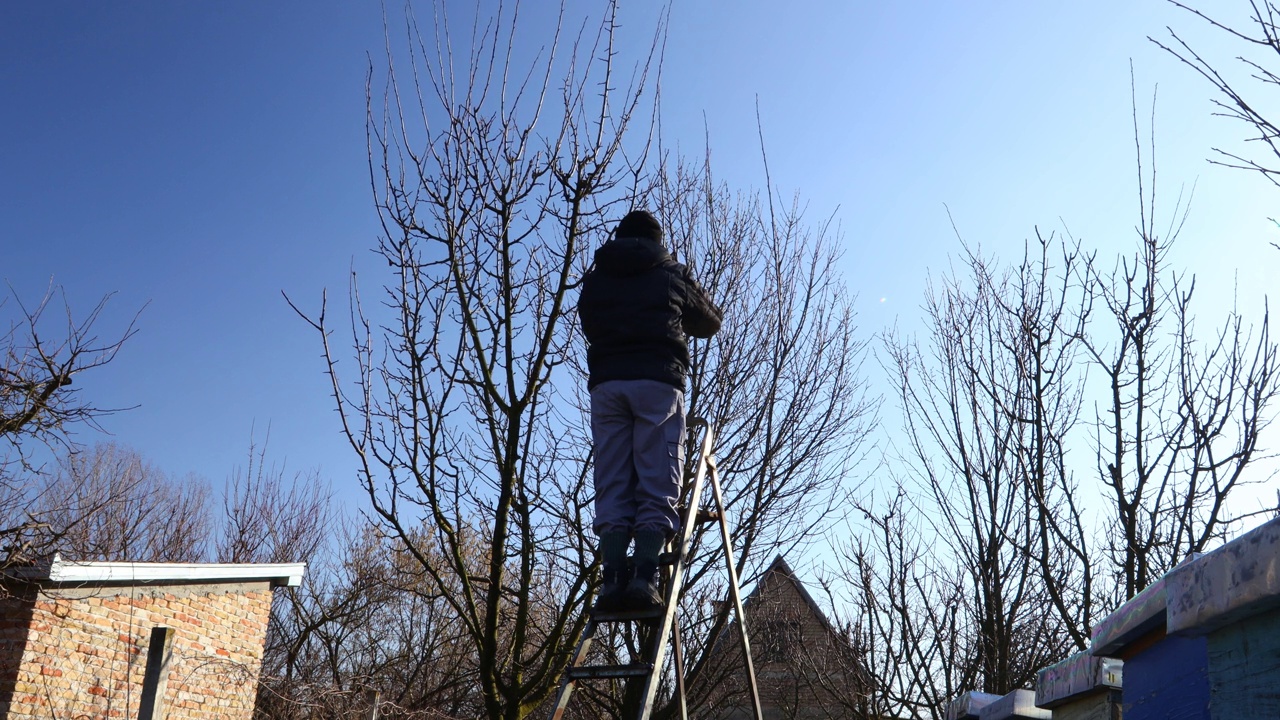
[218,437,332,566]
[32,442,211,563]
[203,439,412,720]
[1153,1,1280,189]
[1080,113,1280,599]
[632,155,877,720]
[290,3,666,717]
[255,524,485,720]
[994,238,1096,654]
[287,1,880,713]
[845,104,1279,718]
[875,236,1081,704]
[0,286,135,460]
[841,488,972,719]
[845,234,1096,718]
[0,283,138,567]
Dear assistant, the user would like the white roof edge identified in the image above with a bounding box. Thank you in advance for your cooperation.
[35,556,307,588]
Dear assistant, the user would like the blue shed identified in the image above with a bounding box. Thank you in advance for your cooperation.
[1091,572,1211,720]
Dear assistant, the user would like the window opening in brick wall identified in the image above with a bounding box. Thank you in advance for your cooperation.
[136,626,175,720]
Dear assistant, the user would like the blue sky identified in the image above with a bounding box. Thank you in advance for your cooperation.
[4,2,1277,512]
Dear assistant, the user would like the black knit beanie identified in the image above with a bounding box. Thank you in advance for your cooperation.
[616,210,663,244]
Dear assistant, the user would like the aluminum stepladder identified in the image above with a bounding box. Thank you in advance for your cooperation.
[549,417,764,720]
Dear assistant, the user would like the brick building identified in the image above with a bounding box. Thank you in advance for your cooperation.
[697,555,871,719]
[0,555,304,719]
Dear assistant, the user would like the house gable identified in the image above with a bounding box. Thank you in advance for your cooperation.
[694,555,870,719]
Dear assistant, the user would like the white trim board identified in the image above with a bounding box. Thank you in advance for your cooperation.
[12,554,306,588]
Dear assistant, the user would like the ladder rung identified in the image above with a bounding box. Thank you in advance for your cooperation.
[696,508,721,524]
[591,607,663,623]
[566,663,653,680]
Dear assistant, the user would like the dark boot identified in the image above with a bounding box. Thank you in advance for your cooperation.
[596,564,628,611]
[624,563,662,610]
[625,530,665,610]
[595,531,630,612]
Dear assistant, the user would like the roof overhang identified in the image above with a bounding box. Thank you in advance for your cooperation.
[10,554,306,588]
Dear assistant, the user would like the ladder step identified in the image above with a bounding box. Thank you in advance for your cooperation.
[566,663,654,680]
[680,504,721,525]
[591,607,663,623]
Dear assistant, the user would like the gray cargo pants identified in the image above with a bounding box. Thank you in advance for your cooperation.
[590,379,685,537]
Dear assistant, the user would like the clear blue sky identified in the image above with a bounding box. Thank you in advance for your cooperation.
[4,2,1276,509]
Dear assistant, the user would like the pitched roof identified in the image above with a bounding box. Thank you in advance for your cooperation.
[745,554,846,643]
[703,554,854,658]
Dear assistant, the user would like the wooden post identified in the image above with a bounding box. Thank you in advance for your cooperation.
[364,688,381,720]
[137,626,175,720]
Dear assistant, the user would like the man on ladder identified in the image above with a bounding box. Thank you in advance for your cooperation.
[578,209,723,611]
[561,216,759,719]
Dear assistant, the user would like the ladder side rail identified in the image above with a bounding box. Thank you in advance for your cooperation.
[549,618,602,720]
[672,621,688,720]
[708,461,764,720]
[635,418,716,719]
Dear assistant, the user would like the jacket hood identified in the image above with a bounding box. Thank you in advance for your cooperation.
[592,237,670,276]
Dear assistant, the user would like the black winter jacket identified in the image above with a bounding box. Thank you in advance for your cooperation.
[579,237,723,390]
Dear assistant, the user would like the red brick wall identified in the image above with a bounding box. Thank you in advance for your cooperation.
[0,580,274,719]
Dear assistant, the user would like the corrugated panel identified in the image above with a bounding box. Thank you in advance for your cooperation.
[1206,609,1280,719]
[1049,689,1122,720]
